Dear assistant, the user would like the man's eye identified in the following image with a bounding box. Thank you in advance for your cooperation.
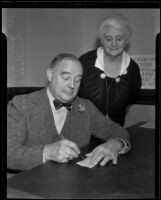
[61,75,70,80]
[74,78,81,83]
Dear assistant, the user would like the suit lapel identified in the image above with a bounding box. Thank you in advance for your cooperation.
[60,97,85,140]
[60,111,70,136]
[31,88,59,140]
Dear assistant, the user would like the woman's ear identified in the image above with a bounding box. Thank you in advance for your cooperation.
[124,38,130,51]
[46,68,53,82]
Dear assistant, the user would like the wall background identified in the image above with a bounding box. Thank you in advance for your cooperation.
[3,8,159,127]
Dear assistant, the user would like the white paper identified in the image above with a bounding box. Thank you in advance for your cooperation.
[140,121,155,129]
[76,157,95,168]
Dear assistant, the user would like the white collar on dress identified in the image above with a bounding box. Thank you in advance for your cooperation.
[95,47,130,75]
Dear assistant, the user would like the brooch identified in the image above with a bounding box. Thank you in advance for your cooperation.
[100,73,106,79]
[115,77,120,83]
[78,104,85,113]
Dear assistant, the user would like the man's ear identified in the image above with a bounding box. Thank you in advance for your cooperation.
[46,68,53,82]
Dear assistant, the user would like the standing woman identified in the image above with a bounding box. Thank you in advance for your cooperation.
[78,13,142,126]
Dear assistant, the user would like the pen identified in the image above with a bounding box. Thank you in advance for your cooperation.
[60,135,86,160]
[79,152,86,160]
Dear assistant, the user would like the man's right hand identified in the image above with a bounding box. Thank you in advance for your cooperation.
[43,138,80,163]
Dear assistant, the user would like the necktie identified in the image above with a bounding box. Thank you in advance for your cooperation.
[53,100,72,111]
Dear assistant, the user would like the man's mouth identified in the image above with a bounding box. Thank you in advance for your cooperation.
[64,91,74,95]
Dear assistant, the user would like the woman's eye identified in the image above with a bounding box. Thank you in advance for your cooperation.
[105,36,111,42]
[117,37,123,41]
[117,36,125,41]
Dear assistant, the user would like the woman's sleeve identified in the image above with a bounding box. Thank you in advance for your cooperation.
[129,60,142,102]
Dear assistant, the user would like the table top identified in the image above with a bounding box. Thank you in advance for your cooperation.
[7,122,156,199]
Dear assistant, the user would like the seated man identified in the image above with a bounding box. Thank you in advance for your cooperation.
[7,53,131,171]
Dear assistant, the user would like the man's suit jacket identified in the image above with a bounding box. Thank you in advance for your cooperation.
[7,88,130,170]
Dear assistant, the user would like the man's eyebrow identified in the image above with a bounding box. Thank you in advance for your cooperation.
[60,72,70,75]
[60,72,82,76]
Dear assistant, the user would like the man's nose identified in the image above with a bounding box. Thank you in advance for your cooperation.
[69,79,74,88]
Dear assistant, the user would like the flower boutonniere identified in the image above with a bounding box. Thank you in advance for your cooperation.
[78,104,85,113]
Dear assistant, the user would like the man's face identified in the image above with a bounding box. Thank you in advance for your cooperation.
[47,59,83,103]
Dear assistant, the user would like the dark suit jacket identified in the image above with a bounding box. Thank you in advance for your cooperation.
[7,88,130,170]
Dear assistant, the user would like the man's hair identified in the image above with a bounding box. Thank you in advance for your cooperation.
[49,53,82,69]
[98,13,132,40]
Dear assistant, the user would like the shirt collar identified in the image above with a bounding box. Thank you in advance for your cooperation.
[46,87,68,112]
[95,47,130,75]
[46,87,55,110]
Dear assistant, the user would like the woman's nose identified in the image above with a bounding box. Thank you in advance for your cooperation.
[111,39,117,46]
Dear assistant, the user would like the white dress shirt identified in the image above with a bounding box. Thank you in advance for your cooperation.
[46,87,68,134]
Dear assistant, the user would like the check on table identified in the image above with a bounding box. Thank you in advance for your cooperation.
[7,122,155,199]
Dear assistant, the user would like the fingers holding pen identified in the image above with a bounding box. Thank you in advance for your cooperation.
[43,137,81,163]
[61,143,80,159]
[61,138,80,156]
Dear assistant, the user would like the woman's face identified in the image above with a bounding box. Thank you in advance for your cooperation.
[100,25,128,58]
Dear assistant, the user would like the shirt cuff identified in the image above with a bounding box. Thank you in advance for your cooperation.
[42,149,47,163]
[118,139,129,154]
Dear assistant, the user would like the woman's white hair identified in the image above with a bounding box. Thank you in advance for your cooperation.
[98,13,132,40]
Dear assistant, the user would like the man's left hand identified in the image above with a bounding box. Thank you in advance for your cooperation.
[86,139,123,166]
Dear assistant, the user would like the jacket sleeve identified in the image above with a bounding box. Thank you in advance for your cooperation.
[7,96,44,171]
[86,100,131,154]
[129,60,142,103]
